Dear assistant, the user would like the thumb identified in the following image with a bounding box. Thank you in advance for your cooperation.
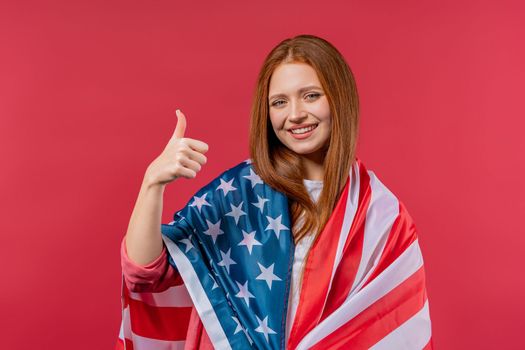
[172,109,187,139]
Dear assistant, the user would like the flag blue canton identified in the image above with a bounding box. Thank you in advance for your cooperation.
[161,159,295,350]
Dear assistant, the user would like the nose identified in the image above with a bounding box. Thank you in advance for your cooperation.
[288,100,308,123]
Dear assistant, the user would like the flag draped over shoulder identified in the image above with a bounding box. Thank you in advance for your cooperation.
[116,157,433,349]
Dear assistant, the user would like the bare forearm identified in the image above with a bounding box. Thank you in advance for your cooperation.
[124,109,208,266]
[125,175,166,266]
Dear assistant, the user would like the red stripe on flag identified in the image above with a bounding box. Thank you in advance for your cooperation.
[124,339,134,350]
[114,338,125,350]
[128,297,192,340]
[114,338,135,350]
[321,162,372,320]
[287,170,353,350]
[310,266,428,350]
[362,201,418,289]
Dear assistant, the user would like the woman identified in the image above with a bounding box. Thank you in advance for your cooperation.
[116,34,433,349]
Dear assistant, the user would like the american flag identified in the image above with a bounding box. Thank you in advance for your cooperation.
[116,157,433,349]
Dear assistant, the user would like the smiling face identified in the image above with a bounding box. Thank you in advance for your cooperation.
[268,62,332,163]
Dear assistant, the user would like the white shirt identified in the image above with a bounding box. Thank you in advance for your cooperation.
[285,178,323,343]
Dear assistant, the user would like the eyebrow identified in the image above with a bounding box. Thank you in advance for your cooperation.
[268,85,323,100]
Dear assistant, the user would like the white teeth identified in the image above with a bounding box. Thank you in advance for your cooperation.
[291,125,317,134]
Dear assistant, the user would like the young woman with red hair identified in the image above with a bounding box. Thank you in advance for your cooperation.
[117,34,433,350]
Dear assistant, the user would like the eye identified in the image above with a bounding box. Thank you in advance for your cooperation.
[271,100,286,107]
[305,92,321,100]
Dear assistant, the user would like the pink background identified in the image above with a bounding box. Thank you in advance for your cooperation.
[1,0,523,349]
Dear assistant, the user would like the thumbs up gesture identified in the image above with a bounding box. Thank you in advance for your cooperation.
[144,109,209,187]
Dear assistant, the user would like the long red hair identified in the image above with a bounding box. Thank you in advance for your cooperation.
[249,34,360,244]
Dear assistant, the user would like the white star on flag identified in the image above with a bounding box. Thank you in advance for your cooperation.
[232,316,253,344]
[232,316,243,335]
[225,201,247,225]
[237,229,262,254]
[216,177,237,196]
[179,235,194,253]
[254,315,277,342]
[256,262,281,290]
[265,214,289,239]
[217,248,237,273]
[189,193,212,213]
[243,168,263,188]
[251,194,269,214]
[203,219,224,244]
[235,280,255,306]
[207,273,219,290]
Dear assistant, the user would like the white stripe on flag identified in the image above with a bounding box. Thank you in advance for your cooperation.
[295,239,424,350]
[120,306,186,350]
[317,162,361,316]
[129,284,193,308]
[348,170,400,297]
[370,299,432,350]
[162,234,233,350]
[329,161,361,285]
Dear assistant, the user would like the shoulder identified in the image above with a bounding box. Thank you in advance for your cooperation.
[174,158,261,221]
[170,157,290,239]
[355,157,419,242]
[190,158,254,198]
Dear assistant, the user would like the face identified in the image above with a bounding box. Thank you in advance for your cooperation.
[268,62,331,162]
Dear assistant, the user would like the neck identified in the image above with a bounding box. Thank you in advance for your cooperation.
[300,151,325,181]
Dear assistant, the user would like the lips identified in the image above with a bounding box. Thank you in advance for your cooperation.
[288,123,318,131]
[288,124,318,134]
[287,124,318,141]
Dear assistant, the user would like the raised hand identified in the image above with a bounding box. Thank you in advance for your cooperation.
[145,109,209,187]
